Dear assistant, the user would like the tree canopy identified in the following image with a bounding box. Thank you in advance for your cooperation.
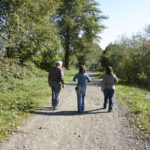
[101,25,150,88]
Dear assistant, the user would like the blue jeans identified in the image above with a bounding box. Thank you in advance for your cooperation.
[104,89,115,111]
[76,86,86,113]
[50,82,61,107]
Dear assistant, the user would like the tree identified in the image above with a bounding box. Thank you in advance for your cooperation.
[102,25,150,89]
[0,0,62,69]
[56,0,106,69]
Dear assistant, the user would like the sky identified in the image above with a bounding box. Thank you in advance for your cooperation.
[96,0,150,50]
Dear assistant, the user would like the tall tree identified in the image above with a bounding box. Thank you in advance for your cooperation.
[0,0,62,68]
[56,0,106,69]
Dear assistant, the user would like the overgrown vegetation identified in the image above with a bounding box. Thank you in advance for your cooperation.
[0,56,77,142]
[116,81,150,140]
[101,25,150,89]
[0,57,50,142]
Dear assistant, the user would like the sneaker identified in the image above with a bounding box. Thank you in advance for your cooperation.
[108,109,112,112]
[82,108,85,112]
[53,106,58,110]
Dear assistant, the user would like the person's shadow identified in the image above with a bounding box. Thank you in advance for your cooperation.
[32,107,109,116]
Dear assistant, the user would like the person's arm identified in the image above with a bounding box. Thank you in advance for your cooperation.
[86,74,91,82]
[114,75,118,83]
[48,69,51,86]
[101,75,106,92]
[60,69,64,88]
[73,74,78,82]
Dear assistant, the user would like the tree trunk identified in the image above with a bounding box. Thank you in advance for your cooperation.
[64,29,70,69]
[65,48,69,69]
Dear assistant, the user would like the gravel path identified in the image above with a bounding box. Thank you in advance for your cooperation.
[0,72,149,150]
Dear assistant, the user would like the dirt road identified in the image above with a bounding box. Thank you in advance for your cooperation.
[0,72,149,150]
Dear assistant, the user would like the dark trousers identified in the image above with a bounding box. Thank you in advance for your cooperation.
[50,83,61,107]
[104,89,115,111]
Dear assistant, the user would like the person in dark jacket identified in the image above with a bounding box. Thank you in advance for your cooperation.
[48,61,64,110]
[101,66,118,112]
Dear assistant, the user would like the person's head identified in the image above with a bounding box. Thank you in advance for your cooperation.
[56,61,63,68]
[106,66,113,75]
[79,65,85,73]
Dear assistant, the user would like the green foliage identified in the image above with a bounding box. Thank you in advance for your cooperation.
[84,43,102,69]
[0,56,42,83]
[0,60,78,142]
[116,81,150,140]
[0,76,50,142]
[0,58,50,142]
[101,25,150,89]
[56,0,107,69]
[63,67,78,83]
[0,0,62,69]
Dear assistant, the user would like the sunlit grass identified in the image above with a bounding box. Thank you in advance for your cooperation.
[63,68,78,83]
[116,81,150,139]
[0,73,50,142]
[0,67,78,142]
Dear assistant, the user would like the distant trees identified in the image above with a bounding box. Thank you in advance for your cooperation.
[101,25,150,88]
[56,0,106,69]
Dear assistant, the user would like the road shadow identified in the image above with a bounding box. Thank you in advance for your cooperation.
[32,107,109,116]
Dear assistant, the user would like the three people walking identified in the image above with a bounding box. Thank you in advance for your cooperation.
[48,61,118,113]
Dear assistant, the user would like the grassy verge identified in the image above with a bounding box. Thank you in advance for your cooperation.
[115,81,150,140]
[97,71,150,140]
[0,71,50,142]
[0,67,77,142]
[63,68,78,83]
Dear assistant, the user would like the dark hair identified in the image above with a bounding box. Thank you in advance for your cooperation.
[79,65,85,73]
[106,66,113,75]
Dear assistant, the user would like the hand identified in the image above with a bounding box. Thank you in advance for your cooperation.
[62,84,64,88]
[101,88,104,92]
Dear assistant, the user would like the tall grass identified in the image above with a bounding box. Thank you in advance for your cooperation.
[0,57,51,142]
[116,81,150,140]
[0,75,50,142]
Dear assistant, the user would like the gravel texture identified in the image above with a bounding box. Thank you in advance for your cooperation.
[0,72,149,150]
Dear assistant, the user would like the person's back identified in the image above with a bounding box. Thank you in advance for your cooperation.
[49,66,62,84]
[102,74,118,89]
[73,65,91,113]
[73,72,90,87]
[101,66,118,112]
[48,61,64,110]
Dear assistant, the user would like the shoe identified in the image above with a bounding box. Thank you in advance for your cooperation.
[53,106,58,110]
[108,109,112,112]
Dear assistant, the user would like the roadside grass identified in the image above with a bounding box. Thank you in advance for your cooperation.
[97,71,150,140]
[0,71,50,142]
[63,68,78,83]
[0,67,77,142]
[116,81,150,140]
